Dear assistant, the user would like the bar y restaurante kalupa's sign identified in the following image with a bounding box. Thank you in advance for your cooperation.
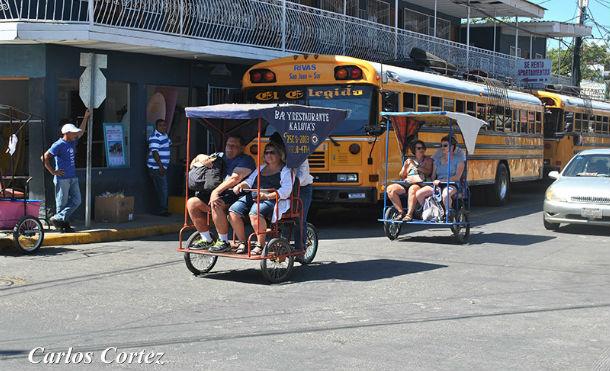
[262,106,348,168]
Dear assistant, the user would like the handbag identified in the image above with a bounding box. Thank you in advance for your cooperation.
[421,187,445,222]
[188,153,225,192]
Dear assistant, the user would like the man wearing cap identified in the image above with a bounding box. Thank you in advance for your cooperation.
[42,110,90,232]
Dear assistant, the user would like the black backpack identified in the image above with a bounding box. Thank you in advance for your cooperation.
[188,153,226,192]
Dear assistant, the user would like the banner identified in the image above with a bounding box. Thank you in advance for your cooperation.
[515,59,552,88]
[103,123,126,167]
[261,106,348,168]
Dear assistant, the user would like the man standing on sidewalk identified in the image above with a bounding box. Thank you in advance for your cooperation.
[42,110,90,233]
[147,119,171,216]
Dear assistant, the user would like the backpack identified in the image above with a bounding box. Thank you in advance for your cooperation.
[188,153,225,192]
[421,187,445,222]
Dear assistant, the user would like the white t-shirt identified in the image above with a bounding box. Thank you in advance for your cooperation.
[296,160,314,186]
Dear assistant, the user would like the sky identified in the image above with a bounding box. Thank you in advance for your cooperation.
[532,0,610,49]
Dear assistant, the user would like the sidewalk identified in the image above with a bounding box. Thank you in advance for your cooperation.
[0,214,184,248]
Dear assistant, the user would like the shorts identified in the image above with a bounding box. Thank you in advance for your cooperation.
[196,190,239,206]
[228,193,276,220]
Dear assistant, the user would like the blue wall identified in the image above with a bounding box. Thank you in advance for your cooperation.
[1,44,248,219]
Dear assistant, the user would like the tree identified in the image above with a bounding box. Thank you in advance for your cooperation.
[548,41,610,83]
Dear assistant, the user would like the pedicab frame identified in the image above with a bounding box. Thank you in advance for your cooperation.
[177,103,348,283]
[378,111,487,244]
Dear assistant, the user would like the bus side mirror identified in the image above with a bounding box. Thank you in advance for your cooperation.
[365,121,386,136]
[548,171,560,179]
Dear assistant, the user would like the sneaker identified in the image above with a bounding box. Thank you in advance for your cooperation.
[190,239,211,250]
[61,226,76,233]
[208,240,231,253]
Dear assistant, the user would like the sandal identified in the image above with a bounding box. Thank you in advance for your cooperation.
[393,210,406,221]
[402,214,413,222]
[236,242,247,254]
[250,242,263,255]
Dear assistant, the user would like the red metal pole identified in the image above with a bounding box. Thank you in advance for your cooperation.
[184,118,191,228]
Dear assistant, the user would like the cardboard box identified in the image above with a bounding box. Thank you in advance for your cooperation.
[95,195,134,223]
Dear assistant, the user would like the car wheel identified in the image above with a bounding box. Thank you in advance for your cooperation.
[543,216,560,231]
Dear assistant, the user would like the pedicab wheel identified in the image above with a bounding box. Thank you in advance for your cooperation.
[13,216,44,254]
[296,223,318,265]
[383,206,402,241]
[451,208,470,244]
[260,237,294,284]
[183,232,218,275]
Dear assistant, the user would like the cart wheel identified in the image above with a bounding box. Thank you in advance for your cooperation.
[296,223,318,265]
[183,232,217,275]
[383,206,402,241]
[451,208,470,244]
[260,237,294,283]
[13,216,44,254]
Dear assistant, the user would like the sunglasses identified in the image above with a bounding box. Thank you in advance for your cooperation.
[415,146,425,150]
[264,150,277,155]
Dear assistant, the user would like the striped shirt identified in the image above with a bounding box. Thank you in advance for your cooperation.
[147,130,171,169]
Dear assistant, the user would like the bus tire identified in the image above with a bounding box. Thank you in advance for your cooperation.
[487,163,510,206]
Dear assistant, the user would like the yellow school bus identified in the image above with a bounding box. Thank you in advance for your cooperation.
[242,55,544,206]
[536,90,610,174]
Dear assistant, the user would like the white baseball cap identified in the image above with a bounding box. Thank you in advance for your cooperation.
[61,123,82,134]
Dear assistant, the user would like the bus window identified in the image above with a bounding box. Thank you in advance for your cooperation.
[596,115,603,133]
[466,102,476,117]
[564,111,574,132]
[603,116,609,134]
[477,103,487,122]
[456,100,465,113]
[504,107,513,132]
[520,111,528,133]
[535,111,542,134]
[417,94,429,112]
[444,98,454,112]
[575,113,582,132]
[403,92,415,112]
[528,111,536,134]
[544,109,561,137]
[431,96,442,111]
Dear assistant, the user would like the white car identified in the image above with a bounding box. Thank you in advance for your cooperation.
[543,149,610,230]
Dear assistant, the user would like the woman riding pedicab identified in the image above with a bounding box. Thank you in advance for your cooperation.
[386,139,433,222]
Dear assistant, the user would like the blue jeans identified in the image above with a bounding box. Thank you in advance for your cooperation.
[294,184,313,249]
[229,193,276,220]
[53,177,81,222]
[149,169,168,213]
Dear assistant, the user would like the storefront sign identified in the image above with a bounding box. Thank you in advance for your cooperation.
[515,59,552,88]
[103,123,126,167]
[261,106,348,168]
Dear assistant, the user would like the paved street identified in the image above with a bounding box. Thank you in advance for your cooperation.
[1,183,609,370]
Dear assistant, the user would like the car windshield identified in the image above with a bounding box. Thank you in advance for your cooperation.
[562,154,610,177]
[246,85,376,136]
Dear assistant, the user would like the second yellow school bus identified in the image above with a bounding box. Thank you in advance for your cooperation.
[243,55,544,206]
[536,90,610,174]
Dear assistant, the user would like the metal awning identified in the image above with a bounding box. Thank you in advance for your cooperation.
[464,21,592,38]
[403,0,545,19]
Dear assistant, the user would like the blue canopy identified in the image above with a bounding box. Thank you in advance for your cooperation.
[185,103,349,168]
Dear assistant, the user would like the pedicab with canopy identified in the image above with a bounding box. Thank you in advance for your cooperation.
[379,111,487,244]
[0,105,45,253]
[177,103,348,283]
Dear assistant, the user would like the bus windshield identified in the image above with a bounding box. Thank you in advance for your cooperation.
[246,85,376,135]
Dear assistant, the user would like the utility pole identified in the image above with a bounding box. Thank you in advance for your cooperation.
[572,0,588,86]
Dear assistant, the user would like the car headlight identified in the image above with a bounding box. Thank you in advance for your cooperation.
[545,188,568,202]
[336,173,358,182]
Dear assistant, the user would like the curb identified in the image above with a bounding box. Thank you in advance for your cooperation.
[1,223,183,249]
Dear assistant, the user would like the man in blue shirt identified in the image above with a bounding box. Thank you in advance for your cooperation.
[147,119,172,216]
[187,135,255,251]
[42,110,90,233]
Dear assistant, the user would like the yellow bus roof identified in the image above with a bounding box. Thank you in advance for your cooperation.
[536,90,610,111]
